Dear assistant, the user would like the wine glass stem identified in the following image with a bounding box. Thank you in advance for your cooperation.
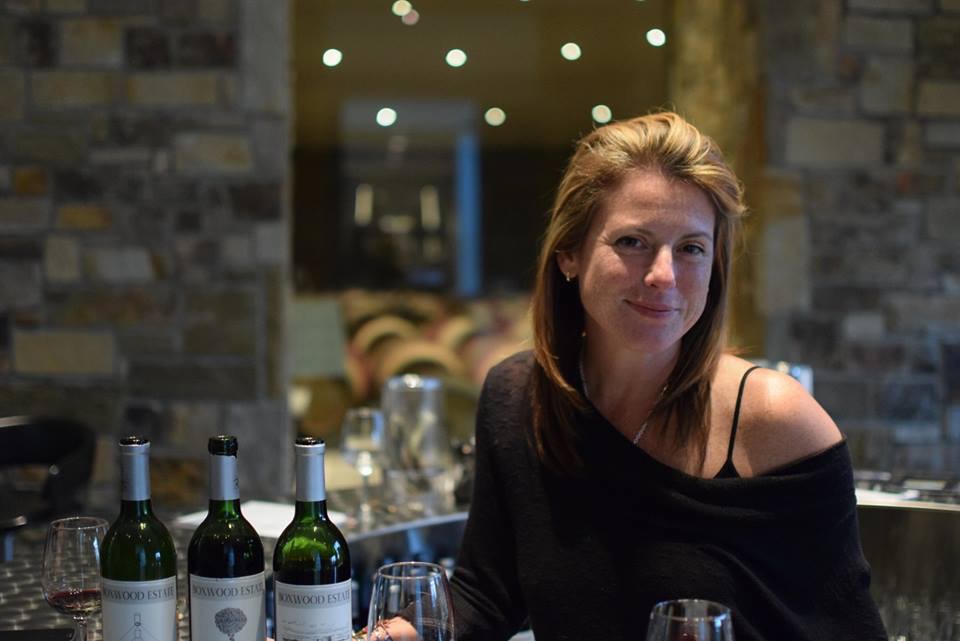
[73,617,88,641]
[361,472,371,504]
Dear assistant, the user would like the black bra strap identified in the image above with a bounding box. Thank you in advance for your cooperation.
[725,365,762,465]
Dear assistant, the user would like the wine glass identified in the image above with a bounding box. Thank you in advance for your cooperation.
[365,561,455,641]
[645,599,735,641]
[341,407,386,522]
[41,516,110,641]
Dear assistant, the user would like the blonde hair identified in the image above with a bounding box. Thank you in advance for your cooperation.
[530,111,746,472]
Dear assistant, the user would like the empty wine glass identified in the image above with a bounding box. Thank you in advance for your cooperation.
[366,561,455,641]
[645,599,735,641]
[341,407,386,522]
[41,516,110,641]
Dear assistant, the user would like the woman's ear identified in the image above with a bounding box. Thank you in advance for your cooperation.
[556,251,578,281]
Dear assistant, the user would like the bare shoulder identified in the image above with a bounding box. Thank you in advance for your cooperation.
[715,354,843,476]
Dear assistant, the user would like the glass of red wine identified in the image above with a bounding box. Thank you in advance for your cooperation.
[41,516,110,641]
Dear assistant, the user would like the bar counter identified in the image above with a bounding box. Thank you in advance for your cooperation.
[4,486,960,640]
[0,488,468,641]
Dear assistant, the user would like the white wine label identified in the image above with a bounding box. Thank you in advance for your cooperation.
[210,454,240,501]
[102,576,177,641]
[189,572,265,641]
[275,579,352,641]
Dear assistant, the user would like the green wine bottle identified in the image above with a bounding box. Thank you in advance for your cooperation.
[100,436,178,641]
[188,435,265,641]
[273,437,352,641]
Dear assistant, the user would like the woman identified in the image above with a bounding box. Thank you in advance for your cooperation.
[366,112,885,640]
[444,112,886,641]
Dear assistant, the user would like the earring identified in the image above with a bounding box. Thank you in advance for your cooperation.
[565,273,573,282]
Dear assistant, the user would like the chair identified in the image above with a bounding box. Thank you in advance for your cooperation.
[0,416,96,560]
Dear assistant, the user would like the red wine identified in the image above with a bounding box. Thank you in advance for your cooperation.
[187,436,266,641]
[47,588,102,616]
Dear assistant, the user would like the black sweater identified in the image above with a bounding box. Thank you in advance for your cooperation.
[450,352,887,641]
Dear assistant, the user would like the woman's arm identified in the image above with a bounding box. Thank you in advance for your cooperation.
[448,361,529,641]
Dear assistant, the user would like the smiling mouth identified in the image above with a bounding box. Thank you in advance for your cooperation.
[626,300,677,315]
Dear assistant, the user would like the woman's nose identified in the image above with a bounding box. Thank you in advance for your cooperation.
[643,246,676,289]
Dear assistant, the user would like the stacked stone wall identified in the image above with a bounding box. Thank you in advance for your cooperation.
[0,0,291,505]
[756,0,960,472]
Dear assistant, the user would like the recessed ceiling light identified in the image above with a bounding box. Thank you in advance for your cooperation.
[391,0,412,17]
[322,48,342,67]
[445,48,467,67]
[591,104,612,124]
[560,42,581,61]
[376,107,397,127]
[646,28,667,47]
[484,108,506,127]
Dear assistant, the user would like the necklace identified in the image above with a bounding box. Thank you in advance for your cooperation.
[578,351,667,445]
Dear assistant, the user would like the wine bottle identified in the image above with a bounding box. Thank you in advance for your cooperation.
[273,436,352,641]
[188,435,266,641]
[100,436,178,641]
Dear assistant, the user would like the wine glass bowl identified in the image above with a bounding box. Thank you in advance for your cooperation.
[41,516,110,641]
[645,599,735,641]
[367,561,455,641]
[340,407,386,520]
[341,407,386,470]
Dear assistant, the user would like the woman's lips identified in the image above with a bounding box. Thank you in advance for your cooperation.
[625,300,677,316]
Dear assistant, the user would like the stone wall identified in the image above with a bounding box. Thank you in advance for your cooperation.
[754,0,960,473]
[0,0,292,506]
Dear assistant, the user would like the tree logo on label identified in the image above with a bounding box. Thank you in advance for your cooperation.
[215,607,248,640]
[117,613,161,641]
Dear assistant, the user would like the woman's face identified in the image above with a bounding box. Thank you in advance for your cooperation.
[557,167,716,358]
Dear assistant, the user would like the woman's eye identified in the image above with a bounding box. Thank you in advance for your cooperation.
[614,236,645,249]
[681,244,706,256]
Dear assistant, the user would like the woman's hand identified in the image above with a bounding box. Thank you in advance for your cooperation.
[354,617,421,640]
[269,617,420,641]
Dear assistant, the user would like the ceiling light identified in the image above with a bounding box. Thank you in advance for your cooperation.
[646,28,667,47]
[322,48,342,67]
[484,108,506,127]
[445,48,467,67]
[376,107,397,127]
[560,42,581,61]
[592,104,612,124]
[401,9,419,25]
[391,0,412,16]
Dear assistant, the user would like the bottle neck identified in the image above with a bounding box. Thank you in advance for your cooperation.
[293,498,329,520]
[119,498,155,518]
[120,450,151,503]
[294,449,327,506]
[208,498,243,518]
[209,453,240,503]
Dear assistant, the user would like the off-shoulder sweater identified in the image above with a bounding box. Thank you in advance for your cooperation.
[450,351,887,641]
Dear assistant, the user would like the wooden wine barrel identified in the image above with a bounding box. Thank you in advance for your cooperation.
[463,335,527,385]
[433,315,481,355]
[350,315,419,359]
[374,339,466,388]
[294,376,353,440]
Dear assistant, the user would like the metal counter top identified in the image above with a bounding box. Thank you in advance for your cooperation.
[0,488,468,640]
